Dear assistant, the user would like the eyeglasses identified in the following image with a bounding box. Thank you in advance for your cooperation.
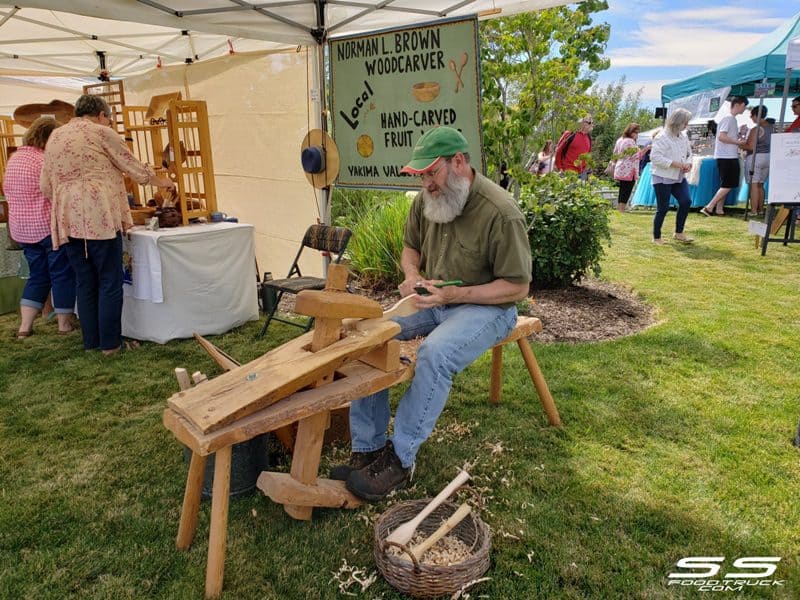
[419,159,450,182]
[583,120,594,125]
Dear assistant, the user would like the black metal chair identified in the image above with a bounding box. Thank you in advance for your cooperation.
[258,224,352,337]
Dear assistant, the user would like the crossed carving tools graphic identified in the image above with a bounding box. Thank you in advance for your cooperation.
[449,52,468,92]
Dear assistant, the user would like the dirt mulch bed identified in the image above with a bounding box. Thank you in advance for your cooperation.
[527,278,656,343]
[274,277,656,344]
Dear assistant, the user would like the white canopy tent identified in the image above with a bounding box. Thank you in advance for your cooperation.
[2,0,574,276]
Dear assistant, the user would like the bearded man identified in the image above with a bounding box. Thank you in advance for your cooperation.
[332,126,532,501]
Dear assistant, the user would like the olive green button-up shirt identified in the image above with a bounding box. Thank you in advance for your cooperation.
[403,171,532,301]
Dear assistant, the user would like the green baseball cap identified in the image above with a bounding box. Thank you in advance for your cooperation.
[400,126,470,174]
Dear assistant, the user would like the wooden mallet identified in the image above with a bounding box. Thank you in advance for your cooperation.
[409,502,472,560]
[384,470,470,546]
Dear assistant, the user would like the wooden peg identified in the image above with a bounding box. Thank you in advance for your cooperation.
[175,367,192,391]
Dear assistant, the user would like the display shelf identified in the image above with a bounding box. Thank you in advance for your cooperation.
[83,80,126,135]
[167,100,218,225]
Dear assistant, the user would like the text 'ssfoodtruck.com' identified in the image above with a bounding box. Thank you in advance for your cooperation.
[667,557,785,592]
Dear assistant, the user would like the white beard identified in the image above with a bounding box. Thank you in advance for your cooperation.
[422,169,471,223]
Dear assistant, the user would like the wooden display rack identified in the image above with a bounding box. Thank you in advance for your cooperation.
[83,80,126,135]
[0,116,23,191]
[122,98,217,223]
[122,106,170,206]
[166,100,218,225]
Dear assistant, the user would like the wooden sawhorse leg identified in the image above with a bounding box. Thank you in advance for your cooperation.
[176,451,208,550]
[284,411,329,520]
[489,340,561,427]
[205,445,232,598]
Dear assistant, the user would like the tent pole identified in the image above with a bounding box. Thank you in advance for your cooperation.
[315,40,330,227]
[778,68,792,129]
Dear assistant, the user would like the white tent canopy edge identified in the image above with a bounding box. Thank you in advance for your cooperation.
[7,0,573,61]
[3,0,576,277]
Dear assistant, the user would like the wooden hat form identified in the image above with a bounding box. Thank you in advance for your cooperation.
[301,129,340,189]
[145,91,182,120]
[13,100,75,127]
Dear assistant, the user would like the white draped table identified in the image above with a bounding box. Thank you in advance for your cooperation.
[121,222,258,343]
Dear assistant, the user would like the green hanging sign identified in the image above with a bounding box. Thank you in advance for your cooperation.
[330,16,483,189]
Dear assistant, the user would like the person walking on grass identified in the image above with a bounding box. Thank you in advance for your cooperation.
[555,115,593,179]
[650,108,694,245]
[701,96,749,217]
[612,123,641,213]
[742,105,772,216]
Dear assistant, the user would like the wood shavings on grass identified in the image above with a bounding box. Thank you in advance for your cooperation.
[387,531,473,566]
[433,420,480,443]
[483,440,508,456]
[450,576,492,599]
[331,559,377,596]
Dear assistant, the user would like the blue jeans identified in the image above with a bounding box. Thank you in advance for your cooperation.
[349,303,518,468]
[20,235,76,313]
[653,180,691,239]
[64,234,124,351]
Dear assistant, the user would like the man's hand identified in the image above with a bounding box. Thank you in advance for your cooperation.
[399,277,420,298]
[411,279,465,308]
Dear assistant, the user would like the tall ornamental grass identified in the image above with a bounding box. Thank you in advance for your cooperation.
[346,193,411,290]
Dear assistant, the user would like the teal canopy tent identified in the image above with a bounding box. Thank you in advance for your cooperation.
[661,11,800,104]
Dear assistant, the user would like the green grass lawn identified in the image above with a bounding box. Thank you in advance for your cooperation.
[1,209,799,599]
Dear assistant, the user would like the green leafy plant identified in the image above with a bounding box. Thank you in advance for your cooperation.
[347,193,412,290]
[331,187,397,228]
[518,171,610,289]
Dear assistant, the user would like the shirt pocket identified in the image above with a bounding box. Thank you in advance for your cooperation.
[450,235,489,285]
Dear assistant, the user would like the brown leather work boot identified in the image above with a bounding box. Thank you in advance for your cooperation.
[329,448,383,481]
[345,441,412,502]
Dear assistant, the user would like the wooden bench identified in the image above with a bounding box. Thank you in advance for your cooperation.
[164,315,559,598]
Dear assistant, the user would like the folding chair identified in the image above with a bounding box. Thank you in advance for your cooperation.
[258,224,352,337]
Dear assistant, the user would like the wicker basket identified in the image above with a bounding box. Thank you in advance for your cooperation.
[374,500,491,598]
[130,207,156,225]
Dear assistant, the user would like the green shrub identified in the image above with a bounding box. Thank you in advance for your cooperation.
[347,193,412,290]
[518,171,611,289]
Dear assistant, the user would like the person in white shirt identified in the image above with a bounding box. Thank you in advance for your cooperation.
[649,108,694,244]
[701,96,749,217]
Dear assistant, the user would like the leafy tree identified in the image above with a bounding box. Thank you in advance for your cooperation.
[589,78,661,170]
[479,0,610,187]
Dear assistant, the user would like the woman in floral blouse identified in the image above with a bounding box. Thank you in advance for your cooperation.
[612,123,641,213]
[40,94,175,355]
[3,116,75,339]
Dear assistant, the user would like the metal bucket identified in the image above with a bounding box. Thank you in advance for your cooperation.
[183,433,275,500]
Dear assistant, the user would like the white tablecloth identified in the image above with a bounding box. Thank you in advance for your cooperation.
[121,222,259,343]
